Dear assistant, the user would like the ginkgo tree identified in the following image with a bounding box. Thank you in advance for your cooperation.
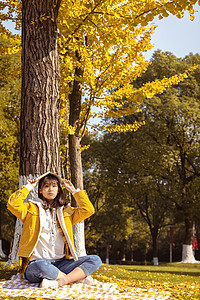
[0,0,199,262]
[58,0,198,254]
[0,30,21,258]
[58,0,198,198]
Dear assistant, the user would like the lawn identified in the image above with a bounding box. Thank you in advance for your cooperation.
[1,260,200,299]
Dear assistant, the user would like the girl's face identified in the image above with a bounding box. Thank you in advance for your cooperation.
[39,179,59,202]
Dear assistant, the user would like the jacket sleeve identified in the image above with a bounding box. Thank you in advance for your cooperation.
[7,186,31,223]
[65,190,95,226]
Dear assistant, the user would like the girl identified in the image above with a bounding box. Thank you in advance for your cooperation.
[7,172,102,289]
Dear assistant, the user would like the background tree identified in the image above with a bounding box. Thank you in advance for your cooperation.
[84,129,173,264]
[133,51,200,262]
[82,51,200,263]
[106,51,200,262]
[0,30,20,257]
[82,134,151,263]
[127,177,173,265]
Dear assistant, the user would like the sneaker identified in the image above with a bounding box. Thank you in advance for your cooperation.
[79,276,94,285]
[40,278,59,289]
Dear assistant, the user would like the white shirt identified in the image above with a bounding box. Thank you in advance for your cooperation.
[31,208,65,261]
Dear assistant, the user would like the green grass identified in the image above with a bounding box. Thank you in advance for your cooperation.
[0,261,18,280]
[95,262,200,284]
[1,261,200,299]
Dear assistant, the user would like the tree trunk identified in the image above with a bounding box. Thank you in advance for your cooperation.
[7,0,62,265]
[183,219,193,245]
[20,0,61,177]
[130,235,134,262]
[106,239,109,265]
[0,202,6,258]
[69,51,85,256]
[122,239,126,261]
[182,219,198,263]
[151,228,159,265]
[130,252,134,262]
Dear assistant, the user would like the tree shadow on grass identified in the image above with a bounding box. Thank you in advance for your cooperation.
[127,268,200,277]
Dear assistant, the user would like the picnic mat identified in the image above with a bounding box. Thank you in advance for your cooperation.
[0,273,170,299]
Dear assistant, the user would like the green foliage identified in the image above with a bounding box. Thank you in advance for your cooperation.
[82,134,151,260]
[137,52,200,221]
[83,51,200,261]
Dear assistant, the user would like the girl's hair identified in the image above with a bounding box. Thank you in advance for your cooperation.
[38,174,64,208]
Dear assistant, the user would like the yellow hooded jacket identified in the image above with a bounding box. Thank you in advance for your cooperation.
[7,186,94,275]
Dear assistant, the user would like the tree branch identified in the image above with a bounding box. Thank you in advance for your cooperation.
[66,0,105,44]
[55,0,62,15]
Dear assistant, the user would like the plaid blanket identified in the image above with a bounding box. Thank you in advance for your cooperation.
[0,273,170,299]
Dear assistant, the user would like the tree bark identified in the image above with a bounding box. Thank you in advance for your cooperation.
[69,51,85,256]
[151,227,159,265]
[20,0,61,177]
[181,185,197,262]
[184,219,193,245]
[151,227,158,256]
[106,238,110,265]
[0,202,6,258]
[7,0,62,265]
[0,201,2,243]
[181,219,198,263]
[69,52,84,191]
[122,239,126,261]
[130,236,134,262]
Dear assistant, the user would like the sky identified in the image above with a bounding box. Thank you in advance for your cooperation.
[145,4,200,60]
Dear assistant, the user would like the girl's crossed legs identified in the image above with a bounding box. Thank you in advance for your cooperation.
[24,255,102,287]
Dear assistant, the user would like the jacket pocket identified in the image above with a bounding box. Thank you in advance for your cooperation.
[24,207,39,222]
[27,208,39,216]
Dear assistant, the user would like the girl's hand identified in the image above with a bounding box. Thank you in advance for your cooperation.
[63,179,76,194]
[27,179,38,189]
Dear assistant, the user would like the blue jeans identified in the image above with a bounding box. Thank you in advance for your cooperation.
[24,255,102,283]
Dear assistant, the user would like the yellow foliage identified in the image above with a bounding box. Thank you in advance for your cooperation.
[0,28,21,56]
[62,125,76,135]
[80,144,90,152]
[57,0,199,135]
[0,0,199,136]
[104,121,146,133]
